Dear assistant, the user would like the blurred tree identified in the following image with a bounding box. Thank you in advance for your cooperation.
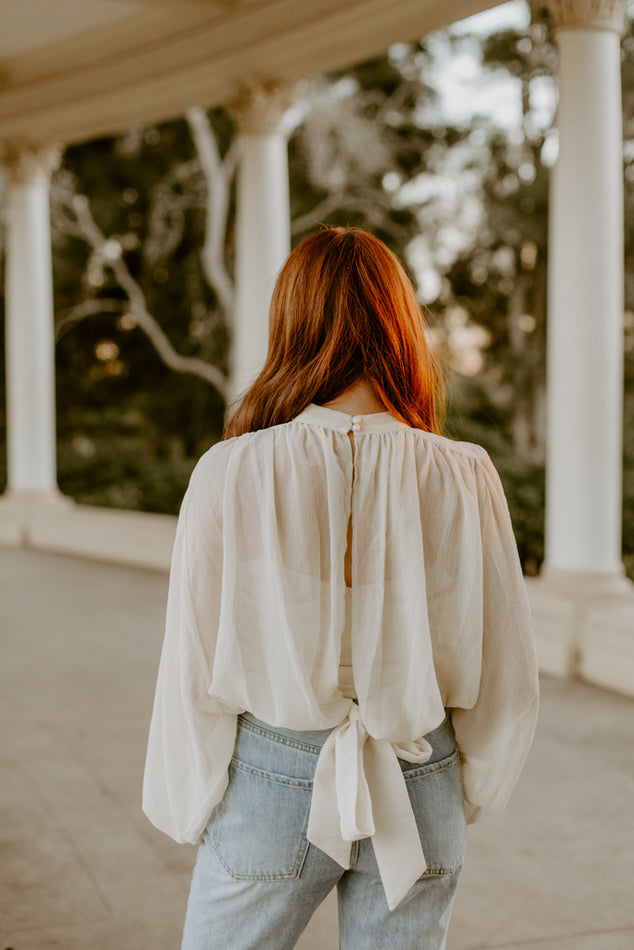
[0,50,445,514]
[290,53,447,247]
[52,119,230,467]
[47,52,447,482]
[421,11,556,466]
[430,7,633,575]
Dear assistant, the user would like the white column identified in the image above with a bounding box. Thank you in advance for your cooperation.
[543,0,627,578]
[229,81,293,403]
[2,143,62,498]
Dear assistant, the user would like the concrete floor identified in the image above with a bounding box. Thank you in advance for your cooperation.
[1,546,633,950]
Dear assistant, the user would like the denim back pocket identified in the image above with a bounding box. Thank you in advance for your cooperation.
[402,750,466,876]
[208,757,314,881]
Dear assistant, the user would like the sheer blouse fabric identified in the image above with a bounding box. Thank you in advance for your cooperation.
[142,403,539,910]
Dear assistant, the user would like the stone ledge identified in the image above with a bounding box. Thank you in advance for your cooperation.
[525,576,579,679]
[526,569,634,699]
[0,492,176,572]
[581,599,634,696]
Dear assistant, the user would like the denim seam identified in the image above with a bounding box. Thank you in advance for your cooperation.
[421,856,464,877]
[237,716,324,755]
[229,757,314,789]
[421,836,466,877]
[402,750,459,781]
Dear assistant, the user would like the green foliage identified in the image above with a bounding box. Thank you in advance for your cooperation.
[55,312,226,460]
[445,373,545,577]
[55,405,213,514]
[57,438,197,514]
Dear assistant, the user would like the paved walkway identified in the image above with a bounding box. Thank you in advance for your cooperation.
[1,547,633,950]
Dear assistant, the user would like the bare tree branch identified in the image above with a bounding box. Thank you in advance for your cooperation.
[55,298,126,341]
[222,137,240,182]
[187,107,235,322]
[60,188,228,398]
[291,188,404,239]
[291,191,348,235]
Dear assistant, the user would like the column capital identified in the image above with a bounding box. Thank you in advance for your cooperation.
[227,78,296,135]
[0,140,63,185]
[530,0,626,34]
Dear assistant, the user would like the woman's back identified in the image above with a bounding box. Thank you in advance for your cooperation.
[143,227,539,940]
[144,403,538,854]
[202,403,495,734]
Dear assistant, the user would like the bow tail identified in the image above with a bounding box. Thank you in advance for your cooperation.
[363,739,428,911]
[306,730,352,869]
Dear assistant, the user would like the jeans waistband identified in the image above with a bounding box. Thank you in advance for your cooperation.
[237,711,337,752]
[236,708,452,756]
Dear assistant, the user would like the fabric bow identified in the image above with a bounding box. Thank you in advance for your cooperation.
[306,702,435,910]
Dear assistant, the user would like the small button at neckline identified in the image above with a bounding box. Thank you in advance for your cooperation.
[292,404,409,433]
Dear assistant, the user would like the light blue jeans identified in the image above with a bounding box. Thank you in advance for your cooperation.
[182,709,466,950]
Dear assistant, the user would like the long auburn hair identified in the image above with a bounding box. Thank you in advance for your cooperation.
[223,227,446,439]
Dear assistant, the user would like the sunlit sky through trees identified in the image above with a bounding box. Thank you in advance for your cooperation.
[427,0,536,127]
[403,1,553,310]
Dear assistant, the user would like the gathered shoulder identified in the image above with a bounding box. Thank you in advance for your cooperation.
[194,430,256,467]
[188,425,490,490]
[183,431,256,496]
[411,428,489,462]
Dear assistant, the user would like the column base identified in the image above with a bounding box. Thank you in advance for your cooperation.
[526,567,634,698]
[0,490,75,546]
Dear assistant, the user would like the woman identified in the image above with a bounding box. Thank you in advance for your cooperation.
[143,227,539,949]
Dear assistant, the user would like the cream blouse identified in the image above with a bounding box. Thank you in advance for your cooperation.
[142,403,539,911]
